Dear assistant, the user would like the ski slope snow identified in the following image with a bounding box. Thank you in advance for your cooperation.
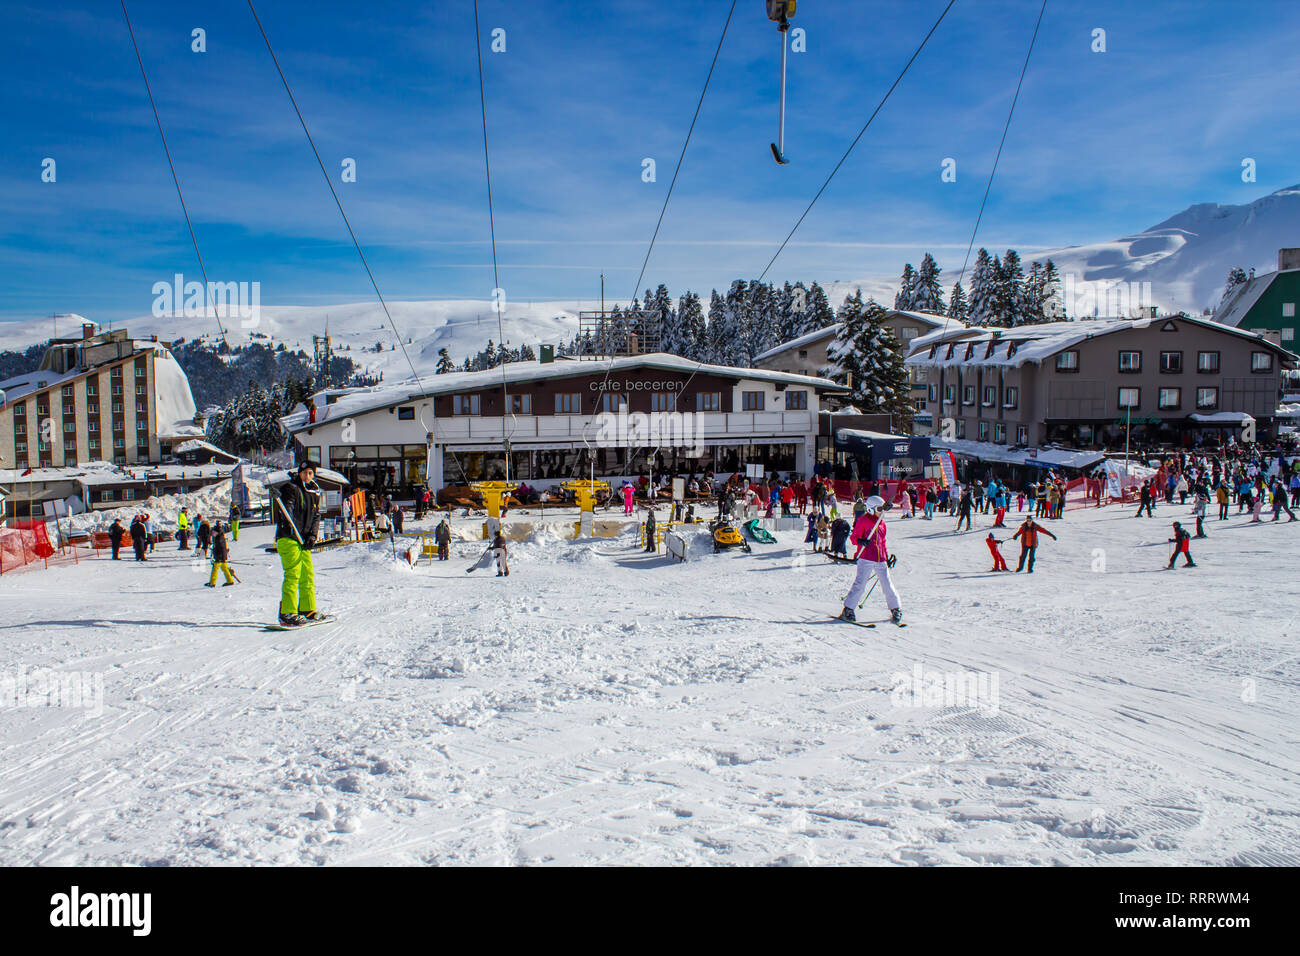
[1,503,1297,865]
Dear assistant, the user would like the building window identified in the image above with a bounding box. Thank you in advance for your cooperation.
[13,402,24,415]
[114,437,125,449]
[927,384,938,401]
[993,423,1007,444]
[1118,387,1140,409]
[1118,350,1141,373]
[87,420,97,432]
[37,403,49,416]
[1016,425,1028,445]
[1056,350,1079,372]
[1159,351,1182,373]
[1251,351,1273,372]
[1004,386,1019,409]
[956,419,967,439]
[555,393,580,414]
[1158,387,1181,410]
[962,386,975,406]
[135,384,146,395]
[112,385,122,396]
[785,390,808,410]
[86,383,97,397]
[741,391,765,411]
[87,403,98,414]
[696,392,722,412]
[113,420,124,431]
[977,421,990,441]
[1284,302,1296,318]
[914,398,927,413]
[65,438,76,450]
[136,402,147,414]
[982,386,995,407]
[15,441,26,453]
[452,394,480,415]
[89,438,99,450]
[124,489,135,500]
[63,421,75,433]
[1197,351,1220,373]
[798,349,808,359]
[601,393,629,413]
[111,366,122,378]
[14,421,24,434]
[650,392,674,412]
[397,406,414,420]
[1196,387,1219,410]
[507,394,532,415]
[943,385,955,404]
[1284,328,1296,342]
[103,490,115,501]
[62,385,74,397]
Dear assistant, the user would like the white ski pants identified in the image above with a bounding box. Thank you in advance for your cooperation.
[844,559,900,611]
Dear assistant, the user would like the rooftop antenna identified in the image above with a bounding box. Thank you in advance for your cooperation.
[767,1,796,164]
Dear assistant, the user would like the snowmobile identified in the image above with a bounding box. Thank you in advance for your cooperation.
[711,519,752,554]
[742,518,777,544]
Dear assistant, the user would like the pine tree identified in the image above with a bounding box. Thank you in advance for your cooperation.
[948,281,968,323]
[1223,267,1249,302]
[895,263,917,311]
[827,290,868,388]
[911,253,946,315]
[705,289,729,364]
[676,291,706,360]
[998,250,1026,327]
[1023,261,1047,325]
[967,249,998,327]
[435,348,452,374]
[827,295,913,431]
[805,282,835,334]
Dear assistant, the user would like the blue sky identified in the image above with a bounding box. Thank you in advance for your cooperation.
[1,0,1297,330]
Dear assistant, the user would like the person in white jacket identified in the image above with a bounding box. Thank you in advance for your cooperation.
[840,496,903,625]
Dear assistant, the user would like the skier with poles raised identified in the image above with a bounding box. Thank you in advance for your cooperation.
[839,495,903,626]
[274,462,325,627]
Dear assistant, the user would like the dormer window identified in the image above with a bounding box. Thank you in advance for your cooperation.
[964,343,975,360]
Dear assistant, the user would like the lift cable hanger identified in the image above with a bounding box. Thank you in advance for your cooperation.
[767,1,796,165]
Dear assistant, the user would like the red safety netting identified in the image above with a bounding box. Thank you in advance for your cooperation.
[0,520,60,574]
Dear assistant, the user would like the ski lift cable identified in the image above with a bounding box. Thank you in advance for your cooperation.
[473,0,517,477]
[580,0,739,472]
[244,0,470,485]
[120,0,230,350]
[948,0,1048,339]
[755,0,959,286]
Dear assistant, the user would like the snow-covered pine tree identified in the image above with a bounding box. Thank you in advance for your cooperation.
[1222,267,1249,303]
[805,282,835,334]
[435,347,454,374]
[948,281,968,323]
[911,253,946,315]
[826,289,867,388]
[775,282,797,345]
[705,289,728,364]
[895,263,917,311]
[742,279,775,365]
[1023,261,1046,325]
[676,291,706,361]
[967,249,998,327]
[647,283,675,353]
[998,250,1026,327]
[1040,260,1064,322]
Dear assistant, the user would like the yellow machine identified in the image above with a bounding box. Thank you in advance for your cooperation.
[711,519,751,554]
[561,479,611,537]
[471,481,517,538]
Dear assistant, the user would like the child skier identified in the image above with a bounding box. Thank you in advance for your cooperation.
[829,516,851,559]
[1166,521,1196,569]
[205,522,237,587]
[985,532,1009,571]
[840,496,902,625]
[623,482,635,516]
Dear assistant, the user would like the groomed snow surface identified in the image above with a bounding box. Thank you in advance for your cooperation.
[1,503,1297,866]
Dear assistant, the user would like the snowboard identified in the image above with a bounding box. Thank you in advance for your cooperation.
[263,615,335,632]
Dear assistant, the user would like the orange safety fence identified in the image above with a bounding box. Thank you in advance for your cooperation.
[0,520,83,575]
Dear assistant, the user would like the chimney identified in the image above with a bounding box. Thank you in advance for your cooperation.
[1279,248,1300,271]
[82,323,94,340]
[151,334,158,342]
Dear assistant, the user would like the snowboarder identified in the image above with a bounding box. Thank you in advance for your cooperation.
[274,463,323,627]
[435,518,452,560]
[1166,521,1196,569]
[986,532,1009,571]
[206,522,236,587]
[840,496,902,625]
[1012,516,1056,573]
[108,518,125,560]
[492,529,509,576]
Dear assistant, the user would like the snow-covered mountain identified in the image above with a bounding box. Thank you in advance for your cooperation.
[1029,184,1300,316]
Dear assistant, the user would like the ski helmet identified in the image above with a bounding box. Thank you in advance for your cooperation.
[864,495,885,513]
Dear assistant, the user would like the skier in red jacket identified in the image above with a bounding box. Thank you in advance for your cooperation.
[986,532,1009,571]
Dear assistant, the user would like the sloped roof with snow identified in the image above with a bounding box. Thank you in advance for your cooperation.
[282,353,844,432]
[906,315,1293,369]
[1213,268,1297,328]
[753,310,953,364]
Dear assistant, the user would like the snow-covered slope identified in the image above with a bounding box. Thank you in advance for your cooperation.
[1033,184,1300,315]
[1,503,1297,865]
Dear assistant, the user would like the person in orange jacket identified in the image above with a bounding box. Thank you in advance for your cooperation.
[1012,516,1056,573]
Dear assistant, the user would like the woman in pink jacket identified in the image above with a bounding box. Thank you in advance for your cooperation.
[622,482,635,515]
[840,496,903,625]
